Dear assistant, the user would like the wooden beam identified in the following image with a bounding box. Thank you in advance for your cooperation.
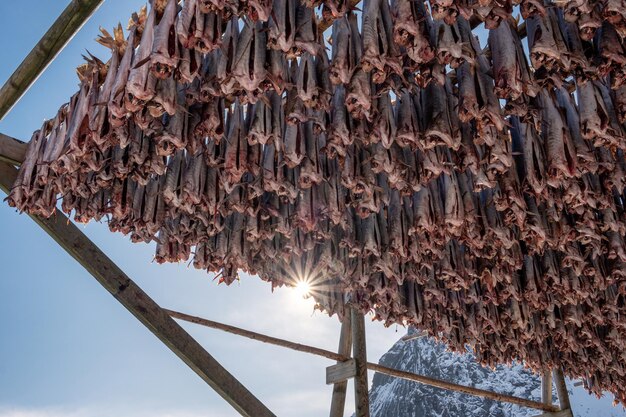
[326,359,357,385]
[329,315,353,417]
[0,162,275,417]
[0,133,27,166]
[533,410,574,417]
[167,308,560,412]
[166,309,349,362]
[553,369,572,411]
[367,363,559,413]
[0,0,104,120]
[351,309,370,417]
[401,330,428,342]
[542,371,553,406]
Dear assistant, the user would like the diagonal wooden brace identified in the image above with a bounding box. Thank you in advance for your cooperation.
[0,162,275,417]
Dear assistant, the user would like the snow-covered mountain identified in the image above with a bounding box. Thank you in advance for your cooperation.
[366,328,626,417]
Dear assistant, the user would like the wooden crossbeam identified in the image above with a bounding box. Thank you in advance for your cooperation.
[3,133,556,413]
[167,309,560,413]
[0,162,275,417]
[0,0,105,120]
[0,133,27,166]
[166,309,348,362]
[367,363,559,413]
[401,330,428,342]
[0,4,583,416]
[533,410,574,417]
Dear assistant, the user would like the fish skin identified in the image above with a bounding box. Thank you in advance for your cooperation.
[268,0,297,55]
[391,0,434,65]
[150,0,180,79]
[127,5,157,108]
[233,20,267,94]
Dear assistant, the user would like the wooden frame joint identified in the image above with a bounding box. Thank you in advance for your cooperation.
[326,359,356,385]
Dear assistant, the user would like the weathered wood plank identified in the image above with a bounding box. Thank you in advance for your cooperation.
[542,371,553,406]
[0,133,27,166]
[165,308,558,413]
[351,309,370,417]
[532,409,574,417]
[326,359,357,385]
[0,0,104,120]
[0,162,275,417]
[553,369,572,411]
[367,363,559,412]
[329,315,353,417]
[166,309,348,362]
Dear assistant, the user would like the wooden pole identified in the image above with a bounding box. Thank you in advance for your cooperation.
[166,309,349,362]
[329,314,353,417]
[0,133,27,166]
[0,162,275,417]
[553,369,572,411]
[542,371,553,406]
[0,0,104,120]
[351,309,370,417]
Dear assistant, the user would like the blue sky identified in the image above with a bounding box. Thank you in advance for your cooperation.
[0,2,404,416]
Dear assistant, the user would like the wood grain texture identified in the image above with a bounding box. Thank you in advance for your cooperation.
[165,308,560,412]
[326,359,357,385]
[542,371,553,406]
[329,315,353,417]
[367,363,560,413]
[166,309,349,362]
[351,309,370,417]
[532,410,574,417]
[553,369,572,411]
[0,133,27,165]
[0,0,104,120]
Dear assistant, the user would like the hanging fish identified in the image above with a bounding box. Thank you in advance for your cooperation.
[233,20,267,95]
[391,0,434,66]
[294,1,321,56]
[216,17,241,96]
[527,8,571,76]
[329,14,361,86]
[150,0,179,79]
[360,0,402,83]
[394,89,421,149]
[268,0,297,55]
[489,19,538,101]
[127,3,157,110]
[222,101,249,191]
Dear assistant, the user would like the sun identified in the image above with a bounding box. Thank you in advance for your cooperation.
[293,280,312,298]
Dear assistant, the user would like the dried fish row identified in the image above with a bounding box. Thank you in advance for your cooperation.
[6,0,626,405]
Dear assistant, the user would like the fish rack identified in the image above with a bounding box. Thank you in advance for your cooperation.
[5,0,626,414]
[0,156,570,417]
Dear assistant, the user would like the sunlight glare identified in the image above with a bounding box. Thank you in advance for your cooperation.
[294,280,312,298]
